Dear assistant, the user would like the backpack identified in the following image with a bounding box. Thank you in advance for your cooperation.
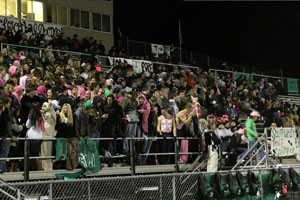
[228,172,242,197]
[247,170,260,196]
[213,173,231,199]
[270,169,283,194]
[236,171,250,196]
[197,174,214,200]
[279,168,292,191]
[289,168,300,191]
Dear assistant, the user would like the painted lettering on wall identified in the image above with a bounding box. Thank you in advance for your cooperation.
[0,16,63,39]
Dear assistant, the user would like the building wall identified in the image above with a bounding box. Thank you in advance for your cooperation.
[43,0,114,54]
[0,0,114,54]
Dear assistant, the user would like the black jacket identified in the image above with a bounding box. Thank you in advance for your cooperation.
[0,107,12,137]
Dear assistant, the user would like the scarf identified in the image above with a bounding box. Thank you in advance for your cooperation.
[12,91,21,105]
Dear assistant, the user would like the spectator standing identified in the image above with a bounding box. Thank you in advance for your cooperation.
[40,101,57,170]
[157,106,176,164]
[0,97,13,173]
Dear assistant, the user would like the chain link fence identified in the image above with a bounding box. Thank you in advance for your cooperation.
[0,173,200,200]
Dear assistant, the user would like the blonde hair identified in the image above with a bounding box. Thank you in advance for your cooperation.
[60,103,73,126]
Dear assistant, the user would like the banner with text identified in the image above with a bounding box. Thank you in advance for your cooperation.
[0,16,63,39]
[108,56,153,76]
[233,72,253,84]
[151,43,164,58]
[287,78,299,94]
[271,128,298,157]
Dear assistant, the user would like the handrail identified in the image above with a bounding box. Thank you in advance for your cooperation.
[231,131,268,171]
[1,43,93,56]
[1,43,292,81]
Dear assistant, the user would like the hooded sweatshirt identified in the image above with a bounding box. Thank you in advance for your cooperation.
[137,93,151,133]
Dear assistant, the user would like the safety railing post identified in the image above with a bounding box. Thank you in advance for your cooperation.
[49,183,53,200]
[17,189,20,200]
[24,138,30,182]
[174,138,179,173]
[130,139,136,175]
[264,129,269,168]
[172,175,176,200]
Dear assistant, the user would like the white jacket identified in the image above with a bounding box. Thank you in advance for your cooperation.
[26,119,43,139]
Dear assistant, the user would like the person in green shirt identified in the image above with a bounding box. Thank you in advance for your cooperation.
[245,110,265,164]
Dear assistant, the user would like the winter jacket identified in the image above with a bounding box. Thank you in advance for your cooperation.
[74,108,90,138]
[245,118,257,141]
[137,94,151,133]
[0,106,12,137]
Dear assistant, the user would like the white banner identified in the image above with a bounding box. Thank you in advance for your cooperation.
[108,57,153,76]
[0,16,63,40]
[271,128,298,157]
[151,43,164,58]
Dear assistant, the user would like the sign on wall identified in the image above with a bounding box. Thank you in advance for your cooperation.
[287,78,299,94]
[151,43,164,58]
[0,16,63,39]
[271,128,298,157]
[108,56,153,76]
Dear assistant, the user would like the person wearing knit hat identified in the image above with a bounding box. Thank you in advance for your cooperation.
[12,85,24,107]
[9,65,18,77]
[37,85,48,105]
[245,110,264,164]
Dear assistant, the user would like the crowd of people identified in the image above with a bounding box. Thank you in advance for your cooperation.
[0,30,298,174]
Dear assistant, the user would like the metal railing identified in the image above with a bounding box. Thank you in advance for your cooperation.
[1,42,293,92]
[0,136,203,181]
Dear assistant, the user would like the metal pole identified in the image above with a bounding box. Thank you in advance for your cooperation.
[24,138,30,182]
[17,189,20,200]
[207,56,210,67]
[127,37,129,56]
[160,176,163,200]
[179,20,182,63]
[264,129,269,168]
[172,176,176,200]
[130,139,136,175]
[174,138,179,173]
[49,183,53,200]
[88,182,91,200]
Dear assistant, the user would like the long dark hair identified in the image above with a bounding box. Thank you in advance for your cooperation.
[29,102,42,127]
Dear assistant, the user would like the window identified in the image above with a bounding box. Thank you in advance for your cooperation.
[81,11,89,29]
[0,0,17,18]
[102,14,110,33]
[21,0,43,22]
[57,6,67,25]
[46,4,56,23]
[70,9,79,27]
[93,13,101,31]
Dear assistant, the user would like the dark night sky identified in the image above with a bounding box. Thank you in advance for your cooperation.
[114,1,300,78]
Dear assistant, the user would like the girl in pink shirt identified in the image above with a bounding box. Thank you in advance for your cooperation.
[157,106,176,164]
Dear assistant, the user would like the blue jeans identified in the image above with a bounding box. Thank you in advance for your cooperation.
[123,122,138,153]
[143,139,153,154]
[90,131,100,139]
[234,147,248,159]
[0,140,11,172]
[249,140,265,163]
